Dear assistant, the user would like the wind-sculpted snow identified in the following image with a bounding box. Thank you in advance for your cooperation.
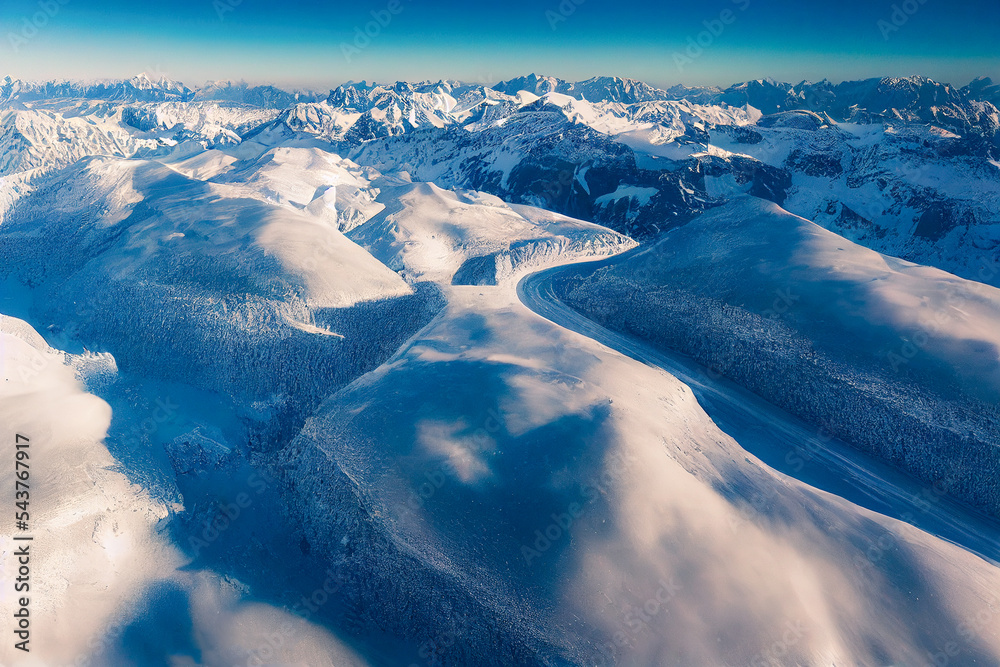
[555,196,1000,516]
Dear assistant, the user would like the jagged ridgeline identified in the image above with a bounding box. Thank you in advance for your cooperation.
[3,72,1000,667]
[3,72,995,288]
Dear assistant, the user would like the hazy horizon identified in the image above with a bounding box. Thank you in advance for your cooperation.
[2,0,997,91]
[3,69,999,94]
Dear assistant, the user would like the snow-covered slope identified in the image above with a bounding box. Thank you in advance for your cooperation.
[0,102,277,177]
[199,145,386,230]
[0,155,439,462]
[555,196,1000,515]
[344,98,781,241]
[1,72,996,289]
[276,202,1000,665]
[0,314,181,666]
[709,115,1000,286]
[0,313,370,666]
[2,72,1000,666]
[0,107,156,175]
[194,80,325,108]
[346,180,636,284]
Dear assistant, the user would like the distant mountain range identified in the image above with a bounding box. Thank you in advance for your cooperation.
[2,71,998,290]
[4,68,1000,667]
[0,73,325,106]
[4,72,1000,123]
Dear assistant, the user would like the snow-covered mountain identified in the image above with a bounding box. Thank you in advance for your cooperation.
[1,73,195,104]
[2,72,1000,666]
[554,196,1000,514]
[3,72,997,289]
[492,74,670,104]
[195,80,325,108]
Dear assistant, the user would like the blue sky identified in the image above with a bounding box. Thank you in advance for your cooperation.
[1,0,997,89]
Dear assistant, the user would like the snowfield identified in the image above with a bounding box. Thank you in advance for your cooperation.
[1,73,1000,665]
